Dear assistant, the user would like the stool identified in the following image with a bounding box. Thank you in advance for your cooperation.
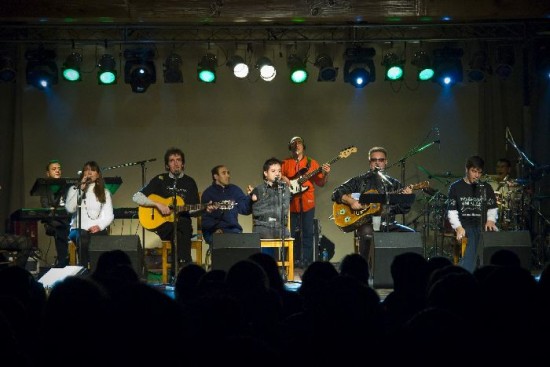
[160,239,203,284]
[260,238,294,282]
[68,241,77,265]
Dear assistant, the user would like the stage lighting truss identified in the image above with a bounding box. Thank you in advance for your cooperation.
[226,55,249,79]
[0,54,16,82]
[287,54,308,84]
[433,47,464,86]
[314,54,338,82]
[197,53,217,83]
[163,53,183,83]
[256,56,276,81]
[495,45,515,80]
[62,52,82,82]
[124,48,156,93]
[343,47,376,88]
[25,48,58,90]
[382,52,404,81]
[97,54,117,85]
[411,50,434,81]
[467,50,492,82]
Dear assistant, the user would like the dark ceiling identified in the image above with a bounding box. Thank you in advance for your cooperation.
[1,1,550,45]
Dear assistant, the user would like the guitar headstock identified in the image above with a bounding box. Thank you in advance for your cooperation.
[339,146,358,159]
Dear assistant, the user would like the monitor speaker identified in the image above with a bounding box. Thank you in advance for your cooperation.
[478,230,531,269]
[211,233,261,272]
[373,232,423,289]
[89,235,143,276]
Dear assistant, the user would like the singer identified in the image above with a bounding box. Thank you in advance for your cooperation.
[65,161,114,269]
[447,155,499,272]
[133,147,214,275]
[249,157,291,241]
[331,146,414,275]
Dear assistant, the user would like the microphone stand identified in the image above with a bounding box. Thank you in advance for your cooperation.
[389,136,439,223]
[170,174,179,284]
[102,157,157,279]
[277,179,288,283]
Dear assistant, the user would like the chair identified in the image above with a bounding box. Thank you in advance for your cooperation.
[259,210,294,281]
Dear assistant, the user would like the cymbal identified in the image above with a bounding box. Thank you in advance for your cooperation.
[431,172,461,179]
[417,165,456,186]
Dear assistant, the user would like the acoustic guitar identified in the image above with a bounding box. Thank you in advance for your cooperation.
[332,181,429,232]
[288,146,357,196]
[138,193,235,230]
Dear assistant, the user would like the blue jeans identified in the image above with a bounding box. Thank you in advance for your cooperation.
[290,208,315,265]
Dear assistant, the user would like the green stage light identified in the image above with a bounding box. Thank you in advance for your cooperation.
[382,52,404,81]
[62,52,82,82]
[412,50,434,81]
[97,54,117,85]
[287,54,308,84]
[197,53,217,83]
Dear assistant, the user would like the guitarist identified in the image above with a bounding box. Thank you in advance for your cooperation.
[133,147,215,270]
[281,136,330,268]
[331,146,413,271]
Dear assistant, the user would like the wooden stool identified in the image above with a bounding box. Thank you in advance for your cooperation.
[160,239,203,284]
[260,238,294,282]
[68,241,77,265]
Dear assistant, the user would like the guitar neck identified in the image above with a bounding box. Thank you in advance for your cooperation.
[175,203,205,213]
[298,156,340,184]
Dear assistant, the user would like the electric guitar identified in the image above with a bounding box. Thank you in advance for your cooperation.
[332,181,429,232]
[288,146,358,196]
[138,194,235,230]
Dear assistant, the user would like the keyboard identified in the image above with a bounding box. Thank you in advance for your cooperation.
[11,207,139,221]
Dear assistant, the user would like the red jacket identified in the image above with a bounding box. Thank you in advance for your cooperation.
[282,155,326,213]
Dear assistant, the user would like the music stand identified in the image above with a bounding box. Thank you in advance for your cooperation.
[359,193,416,231]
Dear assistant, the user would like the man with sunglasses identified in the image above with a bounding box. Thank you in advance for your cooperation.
[332,146,413,272]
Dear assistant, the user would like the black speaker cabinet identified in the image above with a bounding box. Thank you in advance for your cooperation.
[89,235,143,276]
[478,230,531,269]
[373,232,423,289]
[211,233,261,272]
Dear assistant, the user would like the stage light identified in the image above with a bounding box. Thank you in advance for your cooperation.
[124,48,156,93]
[467,50,491,82]
[97,54,117,85]
[495,45,515,80]
[226,55,249,79]
[314,54,338,82]
[256,57,276,81]
[25,48,58,90]
[343,47,376,88]
[433,47,463,86]
[163,53,183,83]
[0,55,16,82]
[382,52,404,81]
[62,52,82,82]
[287,54,308,84]
[197,53,217,83]
[411,50,434,81]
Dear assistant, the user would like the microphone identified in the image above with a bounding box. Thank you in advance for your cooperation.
[376,169,392,185]
[77,170,82,175]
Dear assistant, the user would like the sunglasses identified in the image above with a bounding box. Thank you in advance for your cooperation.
[370,158,386,162]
